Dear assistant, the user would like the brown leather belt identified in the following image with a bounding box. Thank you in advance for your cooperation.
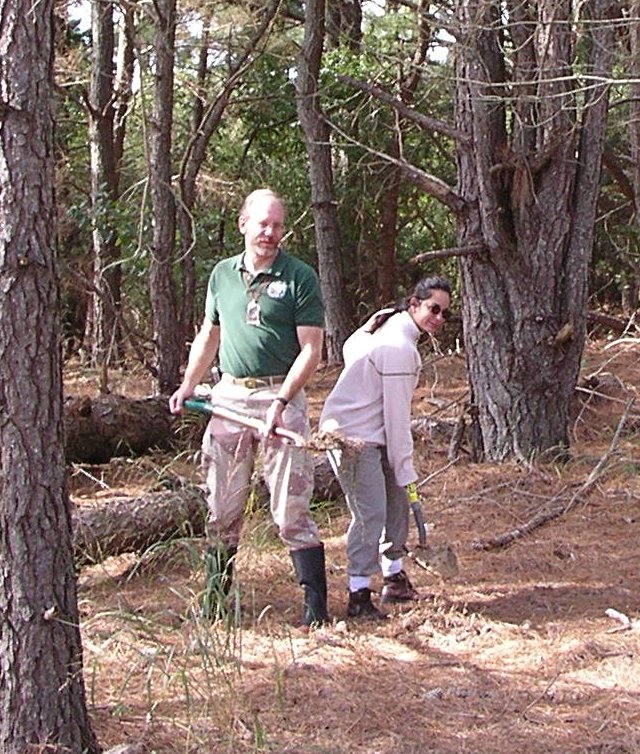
[223,374,286,389]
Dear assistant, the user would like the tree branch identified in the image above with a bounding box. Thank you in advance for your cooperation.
[325,118,465,213]
[410,244,486,263]
[472,397,636,551]
[337,74,468,144]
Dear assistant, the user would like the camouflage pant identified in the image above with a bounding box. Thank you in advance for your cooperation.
[201,377,320,551]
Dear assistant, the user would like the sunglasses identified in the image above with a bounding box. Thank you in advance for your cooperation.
[425,302,451,320]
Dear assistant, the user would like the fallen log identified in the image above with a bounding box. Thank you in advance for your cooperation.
[72,457,344,567]
[586,310,636,335]
[64,394,177,463]
[72,486,207,567]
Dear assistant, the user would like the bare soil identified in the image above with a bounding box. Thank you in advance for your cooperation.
[70,337,640,754]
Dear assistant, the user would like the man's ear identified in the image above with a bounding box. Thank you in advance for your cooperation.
[238,215,246,234]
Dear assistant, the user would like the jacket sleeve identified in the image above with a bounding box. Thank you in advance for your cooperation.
[374,344,420,487]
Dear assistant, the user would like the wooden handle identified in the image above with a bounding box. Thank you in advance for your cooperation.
[184,398,306,447]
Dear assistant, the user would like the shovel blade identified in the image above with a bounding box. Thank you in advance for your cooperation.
[409,543,459,579]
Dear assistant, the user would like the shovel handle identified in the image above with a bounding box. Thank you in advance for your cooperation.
[184,397,306,447]
[410,501,428,547]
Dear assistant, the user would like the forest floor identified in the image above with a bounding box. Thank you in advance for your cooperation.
[67,334,640,754]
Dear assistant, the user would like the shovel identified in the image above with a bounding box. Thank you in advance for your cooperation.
[406,497,459,579]
[184,397,307,447]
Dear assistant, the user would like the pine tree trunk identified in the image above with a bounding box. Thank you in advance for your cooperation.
[87,0,123,369]
[453,0,617,461]
[149,0,182,394]
[296,0,352,363]
[0,0,100,748]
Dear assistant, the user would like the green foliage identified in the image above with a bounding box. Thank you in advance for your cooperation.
[53,0,638,353]
[314,8,458,309]
[591,60,640,310]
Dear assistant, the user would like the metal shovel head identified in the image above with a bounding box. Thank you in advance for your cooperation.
[408,542,459,579]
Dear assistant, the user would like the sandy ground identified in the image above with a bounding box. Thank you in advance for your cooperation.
[69,337,640,754]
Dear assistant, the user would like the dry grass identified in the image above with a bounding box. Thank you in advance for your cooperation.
[69,337,640,754]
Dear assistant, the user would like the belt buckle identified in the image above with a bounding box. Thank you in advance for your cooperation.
[244,377,258,389]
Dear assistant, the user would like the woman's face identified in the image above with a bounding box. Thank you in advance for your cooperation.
[409,289,451,334]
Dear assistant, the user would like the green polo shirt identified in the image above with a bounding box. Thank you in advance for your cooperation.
[204,250,325,377]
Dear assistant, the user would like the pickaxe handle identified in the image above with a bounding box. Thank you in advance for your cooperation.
[184,397,307,447]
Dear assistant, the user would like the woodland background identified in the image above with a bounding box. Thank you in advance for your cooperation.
[56,0,638,379]
[2,0,640,752]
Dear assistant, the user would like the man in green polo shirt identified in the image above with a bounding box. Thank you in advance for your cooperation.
[169,188,330,629]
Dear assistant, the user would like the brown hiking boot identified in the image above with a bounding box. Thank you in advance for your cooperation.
[380,570,420,604]
[347,588,387,620]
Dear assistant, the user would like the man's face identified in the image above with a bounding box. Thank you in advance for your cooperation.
[239,196,285,261]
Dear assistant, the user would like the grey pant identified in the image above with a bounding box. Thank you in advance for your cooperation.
[328,444,409,577]
[201,379,320,551]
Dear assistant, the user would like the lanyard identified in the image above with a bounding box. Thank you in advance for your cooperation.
[242,268,273,326]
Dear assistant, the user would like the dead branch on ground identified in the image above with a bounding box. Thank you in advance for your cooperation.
[473,398,636,551]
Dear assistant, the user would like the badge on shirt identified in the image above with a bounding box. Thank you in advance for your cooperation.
[246,300,261,326]
[266,280,287,299]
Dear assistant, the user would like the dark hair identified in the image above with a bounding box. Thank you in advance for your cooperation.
[365,275,452,334]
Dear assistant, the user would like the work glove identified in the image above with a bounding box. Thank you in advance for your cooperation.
[405,481,420,504]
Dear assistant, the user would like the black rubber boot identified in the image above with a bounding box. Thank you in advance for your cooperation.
[290,544,330,628]
[201,544,237,621]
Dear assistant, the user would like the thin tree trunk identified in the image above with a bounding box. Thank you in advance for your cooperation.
[628,0,640,312]
[326,0,362,49]
[376,0,430,304]
[87,0,123,372]
[149,0,182,393]
[0,0,100,748]
[296,0,352,363]
[377,156,401,305]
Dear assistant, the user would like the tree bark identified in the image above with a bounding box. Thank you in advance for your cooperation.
[0,0,100,748]
[148,0,182,394]
[64,395,177,463]
[73,487,208,566]
[71,457,342,566]
[453,0,618,461]
[296,0,353,363]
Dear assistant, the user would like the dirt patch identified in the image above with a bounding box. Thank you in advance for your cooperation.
[71,338,640,754]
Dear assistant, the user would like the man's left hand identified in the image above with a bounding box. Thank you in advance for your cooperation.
[264,398,286,438]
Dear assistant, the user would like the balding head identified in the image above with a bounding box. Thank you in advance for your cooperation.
[240,189,286,220]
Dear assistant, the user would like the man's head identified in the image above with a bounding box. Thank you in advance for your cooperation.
[239,189,286,264]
